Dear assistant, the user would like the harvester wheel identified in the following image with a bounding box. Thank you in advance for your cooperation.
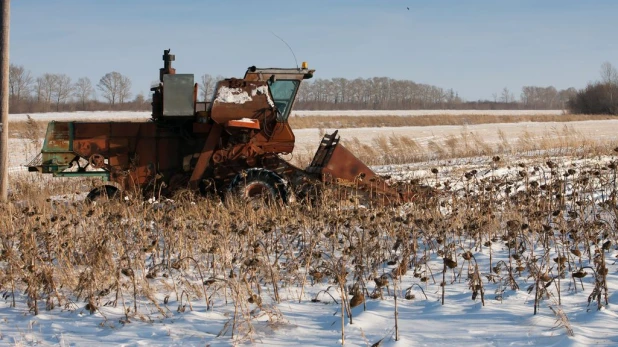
[85,185,120,203]
[229,168,288,204]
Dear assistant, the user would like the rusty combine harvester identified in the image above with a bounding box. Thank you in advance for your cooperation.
[28,49,415,205]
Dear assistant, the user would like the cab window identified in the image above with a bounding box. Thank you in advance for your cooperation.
[268,80,299,121]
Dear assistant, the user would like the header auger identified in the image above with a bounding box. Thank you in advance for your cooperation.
[28,49,418,205]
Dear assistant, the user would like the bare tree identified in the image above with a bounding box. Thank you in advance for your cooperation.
[98,71,132,106]
[600,62,618,106]
[500,87,515,103]
[34,77,43,103]
[36,73,57,111]
[73,77,93,110]
[9,64,32,111]
[521,86,559,109]
[51,74,72,111]
[200,74,217,101]
[558,87,577,109]
[332,78,348,105]
[600,62,618,85]
[117,75,132,104]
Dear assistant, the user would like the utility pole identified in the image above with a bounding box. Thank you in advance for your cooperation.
[0,0,9,202]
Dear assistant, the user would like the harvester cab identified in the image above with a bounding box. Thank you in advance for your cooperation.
[27,49,417,205]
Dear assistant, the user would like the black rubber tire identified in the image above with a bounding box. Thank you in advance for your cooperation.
[85,185,120,203]
[229,168,288,204]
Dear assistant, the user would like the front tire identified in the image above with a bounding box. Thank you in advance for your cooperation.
[229,168,288,204]
[85,185,120,203]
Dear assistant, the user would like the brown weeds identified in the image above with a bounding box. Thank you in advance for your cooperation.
[1,145,618,341]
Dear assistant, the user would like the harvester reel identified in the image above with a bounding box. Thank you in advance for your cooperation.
[229,168,288,204]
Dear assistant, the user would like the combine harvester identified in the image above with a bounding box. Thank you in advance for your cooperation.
[28,50,418,205]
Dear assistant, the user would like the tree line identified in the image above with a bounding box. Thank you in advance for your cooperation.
[8,65,149,113]
[568,62,618,115]
[294,78,577,110]
[9,62,615,114]
[200,73,577,111]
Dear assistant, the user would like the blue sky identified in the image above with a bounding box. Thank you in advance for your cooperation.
[11,0,618,101]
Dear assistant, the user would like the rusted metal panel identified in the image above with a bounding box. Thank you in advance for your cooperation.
[137,123,158,137]
[192,122,212,134]
[157,138,180,172]
[74,122,110,138]
[243,67,314,81]
[108,153,128,168]
[74,139,107,157]
[189,123,223,189]
[110,123,142,137]
[226,119,260,130]
[135,138,156,165]
[322,143,379,183]
[210,79,274,124]
[307,131,410,203]
[109,138,129,155]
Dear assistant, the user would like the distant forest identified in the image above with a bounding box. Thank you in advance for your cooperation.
[7,62,618,114]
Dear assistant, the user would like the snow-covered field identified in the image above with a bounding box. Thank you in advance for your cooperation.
[5,152,618,346]
[3,114,618,346]
[9,111,152,122]
[8,109,564,122]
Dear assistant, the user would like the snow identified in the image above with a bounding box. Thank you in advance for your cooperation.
[214,86,252,104]
[4,114,618,346]
[252,85,275,108]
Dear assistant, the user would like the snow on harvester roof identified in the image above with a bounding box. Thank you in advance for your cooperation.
[253,85,274,108]
[214,86,252,104]
[213,85,274,108]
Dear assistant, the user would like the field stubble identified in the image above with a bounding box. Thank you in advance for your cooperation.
[2,143,618,343]
[292,123,618,169]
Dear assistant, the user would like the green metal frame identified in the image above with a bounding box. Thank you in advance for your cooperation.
[53,171,109,180]
[43,121,74,152]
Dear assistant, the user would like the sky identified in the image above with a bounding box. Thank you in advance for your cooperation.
[10,0,618,101]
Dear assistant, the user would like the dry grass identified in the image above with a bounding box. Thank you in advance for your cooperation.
[1,144,617,342]
[6,114,616,139]
[288,114,615,130]
[291,125,618,168]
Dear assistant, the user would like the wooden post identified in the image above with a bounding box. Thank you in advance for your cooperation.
[0,0,9,202]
